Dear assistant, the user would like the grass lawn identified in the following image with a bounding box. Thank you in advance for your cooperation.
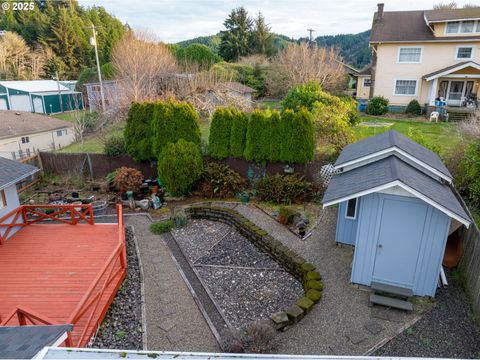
[355,115,462,158]
[57,122,124,154]
[52,111,86,123]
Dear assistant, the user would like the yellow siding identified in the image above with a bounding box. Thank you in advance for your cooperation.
[373,41,480,105]
[356,75,371,99]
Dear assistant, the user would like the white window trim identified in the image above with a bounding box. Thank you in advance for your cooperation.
[445,20,479,34]
[455,45,475,60]
[393,79,419,96]
[0,189,6,209]
[397,46,423,64]
[345,198,358,220]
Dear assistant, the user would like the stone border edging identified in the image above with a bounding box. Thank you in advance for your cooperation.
[185,204,324,330]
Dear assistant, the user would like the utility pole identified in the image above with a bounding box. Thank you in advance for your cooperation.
[307,28,316,43]
[90,24,106,111]
[55,70,64,113]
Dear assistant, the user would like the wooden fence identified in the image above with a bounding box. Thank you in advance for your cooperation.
[459,220,480,322]
[39,152,158,180]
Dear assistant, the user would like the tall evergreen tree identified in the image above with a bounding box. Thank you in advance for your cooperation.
[219,7,253,61]
[250,12,275,57]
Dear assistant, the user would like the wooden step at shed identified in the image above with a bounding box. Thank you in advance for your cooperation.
[371,281,413,297]
[370,293,413,311]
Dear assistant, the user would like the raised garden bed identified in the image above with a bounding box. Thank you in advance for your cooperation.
[180,205,324,330]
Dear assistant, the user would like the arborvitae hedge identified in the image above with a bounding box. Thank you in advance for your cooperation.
[124,102,155,162]
[244,109,272,163]
[269,110,283,162]
[289,109,315,163]
[151,100,201,156]
[230,110,248,158]
[209,107,233,159]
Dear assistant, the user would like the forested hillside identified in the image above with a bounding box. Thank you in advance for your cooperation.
[314,30,371,69]
[177,30,371,68]
[0,0,126,79]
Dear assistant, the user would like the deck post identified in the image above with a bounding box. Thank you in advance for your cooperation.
[89,205,94,225]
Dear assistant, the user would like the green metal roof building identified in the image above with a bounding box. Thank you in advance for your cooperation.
[0,80,83,114]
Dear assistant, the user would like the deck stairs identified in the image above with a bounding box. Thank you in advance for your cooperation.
[369,281,413,311]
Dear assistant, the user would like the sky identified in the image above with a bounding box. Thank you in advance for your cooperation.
[79,0,477,43]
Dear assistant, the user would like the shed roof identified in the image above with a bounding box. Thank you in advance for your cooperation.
[0,325,72,359]
[222,81,255,94]
[0,80,69,93]
[370,10,480,43]
[335,130,452,180]
[323,156,470,226]
[0,110,72,140]
[0,156,39,190]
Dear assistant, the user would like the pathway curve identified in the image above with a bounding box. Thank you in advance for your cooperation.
[206,202,420,356]
[125,215,219,352]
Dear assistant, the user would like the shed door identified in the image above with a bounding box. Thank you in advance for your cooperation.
[372,198,427,289]
[33,97,44,113]
[10,95,31,111]
[0,98,7,110]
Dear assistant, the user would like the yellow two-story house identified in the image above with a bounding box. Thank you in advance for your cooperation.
[358,4,480,113]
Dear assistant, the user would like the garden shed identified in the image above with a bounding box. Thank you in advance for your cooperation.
[322,130,471,297]
[0,80,83,114]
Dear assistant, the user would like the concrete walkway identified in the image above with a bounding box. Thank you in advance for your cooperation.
[126,215,219,352]
[209,202,420,356]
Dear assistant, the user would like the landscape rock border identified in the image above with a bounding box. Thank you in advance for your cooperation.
[185,204,324,330]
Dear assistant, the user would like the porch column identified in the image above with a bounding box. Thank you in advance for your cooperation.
[428,78,438,106]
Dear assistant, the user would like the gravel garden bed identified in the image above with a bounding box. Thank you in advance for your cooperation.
[91,226,143,350]
[374,269,480,359]
[172,219,303,329]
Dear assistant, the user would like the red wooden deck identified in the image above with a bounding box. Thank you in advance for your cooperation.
[0,204,126,347]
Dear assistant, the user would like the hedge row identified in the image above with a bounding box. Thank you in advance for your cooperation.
[209,107,315,164]
[124,100,201,162]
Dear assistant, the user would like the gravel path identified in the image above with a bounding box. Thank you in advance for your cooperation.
[172,219,303,330]
[92,227,143,350]
[126,215,219,352]
[374,269,480,359]
[203,202,420,356]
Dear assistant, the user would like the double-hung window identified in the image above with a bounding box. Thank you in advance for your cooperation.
[0,190,6,209]
[446,21,461,33]
[456,46,474,60]
[394,80,417,96]
[398,47,422,63]
[363,78,371,87]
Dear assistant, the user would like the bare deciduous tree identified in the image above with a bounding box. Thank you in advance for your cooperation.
[111,30,177,104]
[266,43,347,97]
[433,2,458,9]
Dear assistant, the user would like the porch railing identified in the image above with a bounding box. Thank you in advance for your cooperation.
[0,204,95,244]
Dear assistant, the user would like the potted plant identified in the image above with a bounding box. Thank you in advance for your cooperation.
[112,167,143,194]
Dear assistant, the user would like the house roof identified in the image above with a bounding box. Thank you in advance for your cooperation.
[0,325,72,359]
[222,81,255,94]
[358,65,372,76]
[370,10,480,43]
[323,156,470,226]
[0,156,39,190]
[0,80,69,93]
[335,130,452,181]
[0,110,72,140]
[424,8,480,23]
[423,61,480,80]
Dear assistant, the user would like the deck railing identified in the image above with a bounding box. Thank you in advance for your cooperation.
[66,204,126,347]
[0,204,95,244]
[0,204,126,348]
